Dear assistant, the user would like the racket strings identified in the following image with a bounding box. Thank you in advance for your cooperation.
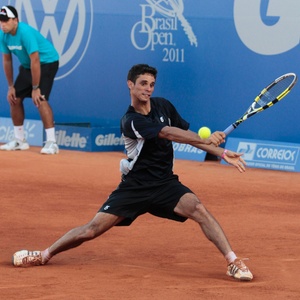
[258,76,295,107]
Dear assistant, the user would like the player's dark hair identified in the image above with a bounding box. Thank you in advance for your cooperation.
[127,64,157,83]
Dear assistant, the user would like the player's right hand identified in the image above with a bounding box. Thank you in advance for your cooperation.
[7,87,17,105]
[207,131,225,147]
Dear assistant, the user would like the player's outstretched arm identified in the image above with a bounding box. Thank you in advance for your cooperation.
[159,126,245,173]
[159,126,225,147]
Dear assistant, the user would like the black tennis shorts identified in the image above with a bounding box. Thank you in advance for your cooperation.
[98,174,193,226]
[14,61,59,100]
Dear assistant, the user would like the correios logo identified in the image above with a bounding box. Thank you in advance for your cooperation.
[8,0,93,79]
[131,0,197,63]
[237,142,256,160]
[234,0,300,55]
[237,141,298,163]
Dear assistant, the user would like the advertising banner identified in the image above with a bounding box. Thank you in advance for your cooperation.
[55,124,124,152]
[173,143,206,162]
[0,1,299,145]
[0,117,43,146]
[222,137,300,172]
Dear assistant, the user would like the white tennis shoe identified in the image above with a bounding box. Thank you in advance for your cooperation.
[226,258,253,281]
[0,139,29,151]
[40,141,59,154]
[12,250,43,267]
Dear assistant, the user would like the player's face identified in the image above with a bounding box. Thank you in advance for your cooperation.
[0,18,18,34]
[128,73,155,103]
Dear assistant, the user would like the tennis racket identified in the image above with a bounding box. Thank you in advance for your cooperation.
[223,73,297,135]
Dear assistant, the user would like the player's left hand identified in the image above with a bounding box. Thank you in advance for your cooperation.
[222,150,246,173]
[32,89,45,107]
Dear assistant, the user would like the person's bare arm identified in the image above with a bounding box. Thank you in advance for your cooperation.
[158,126,246,172]
[2,53,17,104]
[30,51,44,107]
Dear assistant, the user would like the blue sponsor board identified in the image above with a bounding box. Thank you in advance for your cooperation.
[55,125,92,151]
[55,124,124,152]
[0,117,43,146]
[173,143,206,162]
[91,127,124,152]
[222,137,300,172]
[1,1,299,147]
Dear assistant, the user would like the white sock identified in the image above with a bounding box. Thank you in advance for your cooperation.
[45,127,56,142]
[225,251,237,264]
[14,125,25,141]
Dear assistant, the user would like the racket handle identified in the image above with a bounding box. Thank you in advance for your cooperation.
[223,124,235,136]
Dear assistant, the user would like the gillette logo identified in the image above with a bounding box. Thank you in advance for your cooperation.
[95,134,124,146]
[56,130,88,148]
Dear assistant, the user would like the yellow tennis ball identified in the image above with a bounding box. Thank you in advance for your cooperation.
[198,126,211,139]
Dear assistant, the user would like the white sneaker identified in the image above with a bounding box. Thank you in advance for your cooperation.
[0,138,29,151]
[40,141,59,154]
[12,250,43,267]
[226,258,253,281]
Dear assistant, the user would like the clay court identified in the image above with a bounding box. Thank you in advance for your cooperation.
[1,148,299,299]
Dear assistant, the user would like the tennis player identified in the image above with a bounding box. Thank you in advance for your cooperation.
[0,5,59,154]
[12,64,253,281]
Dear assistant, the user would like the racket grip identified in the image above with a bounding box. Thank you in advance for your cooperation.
[223,124,235,136]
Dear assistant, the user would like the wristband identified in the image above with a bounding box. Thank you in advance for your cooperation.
[221,149,228,159]
[32,85,39,90]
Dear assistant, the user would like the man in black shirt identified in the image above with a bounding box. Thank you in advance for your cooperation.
[12,64,253,281]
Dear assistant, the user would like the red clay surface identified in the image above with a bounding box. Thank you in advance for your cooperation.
[1,148,299,299]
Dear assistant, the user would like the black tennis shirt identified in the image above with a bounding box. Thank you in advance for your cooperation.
[120,97,190,181]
